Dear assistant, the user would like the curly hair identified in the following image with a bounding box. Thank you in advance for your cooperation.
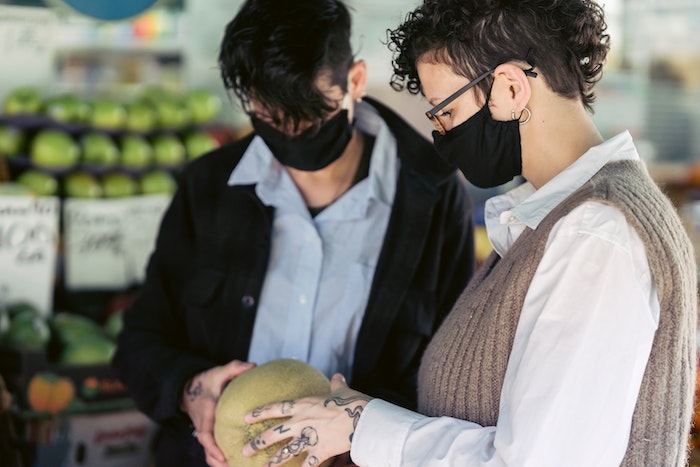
[218,0,354,131]
[386,0,610,112]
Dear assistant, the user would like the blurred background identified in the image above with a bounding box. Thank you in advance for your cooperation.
[0,1,699,466]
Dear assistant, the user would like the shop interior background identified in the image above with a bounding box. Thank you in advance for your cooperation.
[0,0,698,165]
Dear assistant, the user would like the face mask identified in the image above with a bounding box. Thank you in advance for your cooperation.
[251,109,353,171]
[432,103,522,188]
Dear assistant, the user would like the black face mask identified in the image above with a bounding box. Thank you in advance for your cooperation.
[250,109,353,171]
[432,103,522,188]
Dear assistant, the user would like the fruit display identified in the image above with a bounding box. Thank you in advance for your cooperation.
[0,302,122,367]
[214,359,332,467]
[0,302,129,415]
[1,85,229,199]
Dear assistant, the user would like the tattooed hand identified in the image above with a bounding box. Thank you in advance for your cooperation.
[242,373,372,467]
[181,359,256,467]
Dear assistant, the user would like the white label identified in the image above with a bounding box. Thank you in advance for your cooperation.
[63,199,130,290]
[0,196,59,315]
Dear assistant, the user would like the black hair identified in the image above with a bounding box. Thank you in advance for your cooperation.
[387,0,610,112]
[218,0,354,132]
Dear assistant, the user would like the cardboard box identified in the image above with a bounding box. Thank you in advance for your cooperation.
[20,409,156,467]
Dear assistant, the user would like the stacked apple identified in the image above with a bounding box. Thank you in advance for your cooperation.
[1,85,225,199]
[0,301,120,366]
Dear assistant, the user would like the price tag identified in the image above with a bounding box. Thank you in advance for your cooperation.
[0,196,59,315]
[123,194,170,284]
[63,198,129,290]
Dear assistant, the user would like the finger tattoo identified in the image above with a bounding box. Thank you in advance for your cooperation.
[268,427,318,464]
[307,455,319,466]
[273,424,291,434]
[249,437,266,452]
[252,404,269,418]
[280,400,295,415]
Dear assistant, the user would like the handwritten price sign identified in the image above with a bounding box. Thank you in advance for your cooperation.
[0,196,60,315]
[63,195,171,290]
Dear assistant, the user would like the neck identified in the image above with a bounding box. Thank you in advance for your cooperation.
[521,97,603,189]
[286,129,365,208]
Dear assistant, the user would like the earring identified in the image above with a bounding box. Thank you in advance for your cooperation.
[519,107,531,125]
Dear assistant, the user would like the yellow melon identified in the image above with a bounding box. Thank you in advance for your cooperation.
[214,358,332,467]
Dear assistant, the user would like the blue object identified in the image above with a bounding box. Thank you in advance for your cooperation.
[50,0,158,21]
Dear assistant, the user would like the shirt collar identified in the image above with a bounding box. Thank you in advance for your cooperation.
[485,130,640,231]
[227,101,398,213]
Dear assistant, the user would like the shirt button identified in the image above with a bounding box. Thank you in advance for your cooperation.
[299,294,307,305]
[241,295,255,308]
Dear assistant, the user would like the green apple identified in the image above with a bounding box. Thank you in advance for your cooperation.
[0,125,25,157]
[124,101,157,133]
[102,172,138,198]
[81,132,119,167]
[2,312,50,351]
[88,99,127,130]
[152,134,186,167]
[2,87,42,115]
[16,170,59,197]
[59,335,116,365]
[30,129,80,170]
[139,169,176,195]
[119,134,153,169]
[50,311,102,345]
[184,131,220,160]
[63,171,102,198]
[152,98,191,129]
[43,94,90,123]
[184,89,222,124]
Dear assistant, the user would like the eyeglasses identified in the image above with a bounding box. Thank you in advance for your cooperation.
[425,63,538,135]
[425,68,496,136]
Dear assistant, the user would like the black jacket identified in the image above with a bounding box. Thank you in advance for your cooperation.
[112,97,475,465]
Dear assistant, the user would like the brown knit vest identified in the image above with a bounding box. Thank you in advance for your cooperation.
[418,160,697,466]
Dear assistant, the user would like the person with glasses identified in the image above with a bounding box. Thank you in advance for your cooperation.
[111,0,476,466]
[242,0,697,466]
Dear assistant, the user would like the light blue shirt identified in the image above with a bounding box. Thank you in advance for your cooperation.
[227,101,399,378]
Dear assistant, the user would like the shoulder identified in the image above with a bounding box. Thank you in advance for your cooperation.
[554,201,638,247]
[179,133,254,188]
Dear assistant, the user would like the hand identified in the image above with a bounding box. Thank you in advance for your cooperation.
[181,359,256,467]
[241,373,372,467]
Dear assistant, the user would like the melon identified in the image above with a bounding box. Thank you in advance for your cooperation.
[214,358,332,467]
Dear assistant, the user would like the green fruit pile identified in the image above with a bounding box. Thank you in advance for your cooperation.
[2,85,226,199]
[0,302,123,366]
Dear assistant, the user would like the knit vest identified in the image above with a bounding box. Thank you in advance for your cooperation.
[418,160,697,466]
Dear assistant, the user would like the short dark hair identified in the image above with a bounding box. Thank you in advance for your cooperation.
[218,0,354,131]
[387,0,610,112]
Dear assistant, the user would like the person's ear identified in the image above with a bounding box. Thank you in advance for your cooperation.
[347,60,367,102]
[490,62,532,121]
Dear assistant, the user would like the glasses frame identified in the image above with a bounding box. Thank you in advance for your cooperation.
[425,68,496,136]
[425,65,538,135]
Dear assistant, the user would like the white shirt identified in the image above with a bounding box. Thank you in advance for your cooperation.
[228,102,399,378]
[351,131,660,466]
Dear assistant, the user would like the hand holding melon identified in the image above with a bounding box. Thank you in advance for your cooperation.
[181,359,256,466]
[214,358,336,467]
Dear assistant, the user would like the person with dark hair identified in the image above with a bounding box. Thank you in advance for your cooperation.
[111,0,475,466]
[243,1,698,466]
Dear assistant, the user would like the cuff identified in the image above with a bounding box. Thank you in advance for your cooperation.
[350,399,425,466]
